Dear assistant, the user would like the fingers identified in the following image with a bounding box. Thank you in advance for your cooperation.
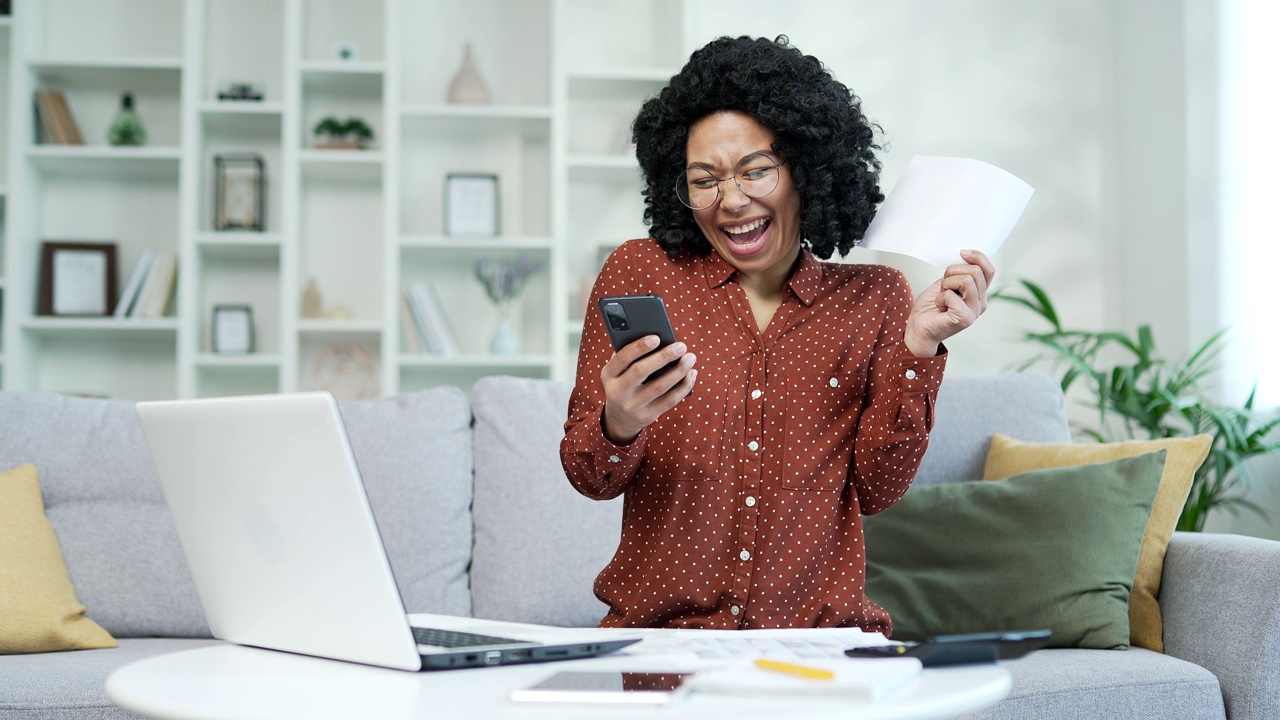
[960,248,996,285]
[600,336,696,443]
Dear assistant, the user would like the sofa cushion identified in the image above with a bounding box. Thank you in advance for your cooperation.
[984,433,1212,654]
[914,373,1070,487]
[470,376,621,627]
[0,392,210,638]
[0,388,474,638]
[0,638,220,719]
[0,464,116,654]
[339,388,474,616]
[961,648,1225,720]
[865,452,1165,648]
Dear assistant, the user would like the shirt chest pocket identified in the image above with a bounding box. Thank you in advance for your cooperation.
[781,370,865,491]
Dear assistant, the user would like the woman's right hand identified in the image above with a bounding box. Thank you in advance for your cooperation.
[601,335,697,444]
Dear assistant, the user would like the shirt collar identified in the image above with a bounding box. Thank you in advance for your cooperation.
[701,247,822,307]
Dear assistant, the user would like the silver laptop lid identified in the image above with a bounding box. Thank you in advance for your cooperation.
[137,392,422,671]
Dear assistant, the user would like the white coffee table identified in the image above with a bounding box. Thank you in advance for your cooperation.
[107,643,1010,720]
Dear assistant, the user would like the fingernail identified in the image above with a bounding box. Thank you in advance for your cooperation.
[672,342,687,354]
[960,249,974,256]
[645,335,660,348]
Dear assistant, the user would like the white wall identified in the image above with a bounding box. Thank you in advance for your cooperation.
[687,0,1280,540]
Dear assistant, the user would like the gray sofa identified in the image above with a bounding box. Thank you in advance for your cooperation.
[1,374,1277,719]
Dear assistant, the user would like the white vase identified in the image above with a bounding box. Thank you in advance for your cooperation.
[446,42,491,105]
[489,315,520,356]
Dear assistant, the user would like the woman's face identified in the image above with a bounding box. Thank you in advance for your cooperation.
[685,110,802,284]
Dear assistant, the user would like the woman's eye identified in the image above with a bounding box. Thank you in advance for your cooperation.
[742,169,771,181]
[691,178,719,189]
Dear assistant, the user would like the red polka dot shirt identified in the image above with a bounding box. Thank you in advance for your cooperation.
[561,238,946,633]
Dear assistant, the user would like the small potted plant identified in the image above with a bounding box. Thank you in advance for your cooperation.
[312,116,375,149]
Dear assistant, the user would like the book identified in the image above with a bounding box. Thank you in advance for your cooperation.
[114,248,156,317]
[33,90,64,145]
[407,281,457,357]
[48,89,83,145]
[399,291,422,354]
[132,251,177,318]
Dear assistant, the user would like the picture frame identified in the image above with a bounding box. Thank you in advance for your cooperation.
[214,154,265,231]
[212,305,255,354]
[38,241,118,316]
[444,173,499,237]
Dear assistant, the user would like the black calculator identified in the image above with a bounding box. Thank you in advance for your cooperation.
[845,629,1052,667]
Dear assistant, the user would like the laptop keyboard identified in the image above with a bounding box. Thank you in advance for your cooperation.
[410,626,528,648]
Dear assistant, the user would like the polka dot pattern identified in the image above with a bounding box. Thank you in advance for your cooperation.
[560,239,946,633]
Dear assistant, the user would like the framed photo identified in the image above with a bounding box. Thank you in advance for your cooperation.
[212,305,254,354]
[214,154,265,231]
[445,173,499,237]
[38,241,118,316]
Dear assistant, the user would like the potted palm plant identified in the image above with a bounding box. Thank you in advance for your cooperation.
[994,279,1280,531]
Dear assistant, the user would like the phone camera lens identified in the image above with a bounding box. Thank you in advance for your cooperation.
[604,303,629,332]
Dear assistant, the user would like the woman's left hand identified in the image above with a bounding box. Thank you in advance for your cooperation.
[903,249,996,357]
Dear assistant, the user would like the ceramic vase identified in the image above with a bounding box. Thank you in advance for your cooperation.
[446,42,490,105]
[489,306,519,356]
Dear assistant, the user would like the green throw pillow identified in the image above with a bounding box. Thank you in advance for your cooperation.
[865,451,1166,649]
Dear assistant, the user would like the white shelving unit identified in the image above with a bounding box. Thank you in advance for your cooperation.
[0,0,691,400]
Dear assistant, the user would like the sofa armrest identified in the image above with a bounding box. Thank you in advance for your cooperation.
[1160,532,1280,720]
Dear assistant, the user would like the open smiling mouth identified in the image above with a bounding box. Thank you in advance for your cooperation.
[723,217,771,246]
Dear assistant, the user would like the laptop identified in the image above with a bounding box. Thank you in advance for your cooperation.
[136,391,639,671]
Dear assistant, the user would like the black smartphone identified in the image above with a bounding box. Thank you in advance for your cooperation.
[597,294,681,385]
[844,629,1051,667]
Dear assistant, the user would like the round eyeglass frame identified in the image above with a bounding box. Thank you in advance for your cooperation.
[674,155,787,210]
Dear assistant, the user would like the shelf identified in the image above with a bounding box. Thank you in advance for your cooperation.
[196,232,283,261]
[194,353,282,369]
[300,62,384,94]
[26,146,182,179]
[199,102,285,135]
[567,154,642,183]
[28,57,184,91]
[567,67,675,97]
[22,317,180,334]
[299,60,385,76]
[299,149,383,182]
[297,319,383,335]
[398,354,553,368]
[401,105,552,137]
[399,235,554,253]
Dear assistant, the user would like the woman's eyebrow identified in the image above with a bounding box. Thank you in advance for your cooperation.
[685,150,776,172]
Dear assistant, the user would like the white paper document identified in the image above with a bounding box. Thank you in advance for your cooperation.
[686,656,923,701]
[859,155,1034,268]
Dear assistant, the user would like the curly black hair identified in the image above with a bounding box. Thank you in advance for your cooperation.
[632,35,883,261]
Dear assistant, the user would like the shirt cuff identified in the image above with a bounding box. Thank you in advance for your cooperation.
[895,343,947,393]
[565,404,648,478]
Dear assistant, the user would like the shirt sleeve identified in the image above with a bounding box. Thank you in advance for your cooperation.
[560,240,650,500]
[850,268,947,515]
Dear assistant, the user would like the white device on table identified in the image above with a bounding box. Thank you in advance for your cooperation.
[136,391,638,672]
[511,670,694,705]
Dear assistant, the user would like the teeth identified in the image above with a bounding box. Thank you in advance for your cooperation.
[725,218,768,235]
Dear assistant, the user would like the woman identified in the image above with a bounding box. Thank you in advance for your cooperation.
[560,36,994,633]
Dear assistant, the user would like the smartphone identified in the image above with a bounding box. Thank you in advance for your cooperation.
[597,294,681,385]
[844,629,1051,667]
[510,670,693,705]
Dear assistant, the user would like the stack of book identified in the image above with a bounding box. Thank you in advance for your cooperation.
[33,89,84,145]
[402,280,457,356]
[114,249,178,318]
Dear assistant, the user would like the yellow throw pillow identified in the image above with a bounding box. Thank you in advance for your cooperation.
[983,434,1212,653]
[0,464,117,654]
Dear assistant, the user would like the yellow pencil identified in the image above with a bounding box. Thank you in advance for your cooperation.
[753,657,836,681]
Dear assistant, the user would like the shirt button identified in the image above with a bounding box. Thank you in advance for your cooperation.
[731,605,741,616]
[608,455,621,463]
[747,441,759,452]
[905,369,918,380]
[829,377,839,387]
[739,550,751,561]
[751,389,762,400]
[745,496,757,507]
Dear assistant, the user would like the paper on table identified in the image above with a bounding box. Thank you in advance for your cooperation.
[686,656,923,702]
[859,155,1033,268]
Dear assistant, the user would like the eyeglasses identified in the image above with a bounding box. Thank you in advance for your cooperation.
[675,153,786,210]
